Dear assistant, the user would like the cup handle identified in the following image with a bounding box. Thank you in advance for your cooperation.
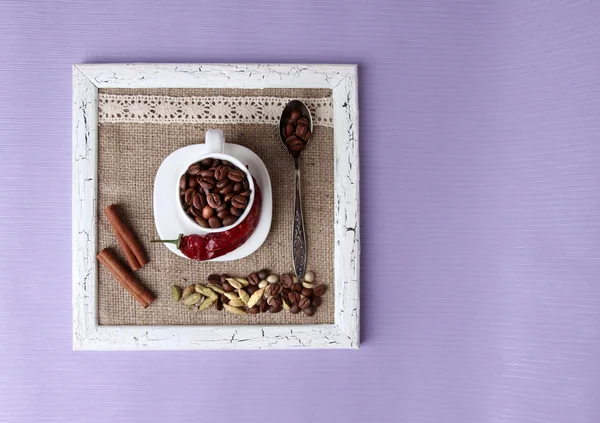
[205,130,224,154]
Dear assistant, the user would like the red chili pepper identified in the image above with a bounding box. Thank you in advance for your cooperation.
[152,182,262,261]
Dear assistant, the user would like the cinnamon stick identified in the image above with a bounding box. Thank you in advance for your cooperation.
[97,249,154,308]
[114,227,141,271]
[104,204,148,270]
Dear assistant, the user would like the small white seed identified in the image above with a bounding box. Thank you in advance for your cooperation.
[258,280,268,288]
[266,274,279,283]
[304,271,315,283]
[302,282,314,289]
[292,276,299,283]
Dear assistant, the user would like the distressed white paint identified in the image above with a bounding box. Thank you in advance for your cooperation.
[72,64,359,350]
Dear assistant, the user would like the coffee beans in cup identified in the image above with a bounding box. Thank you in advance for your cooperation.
[180,159,252,229]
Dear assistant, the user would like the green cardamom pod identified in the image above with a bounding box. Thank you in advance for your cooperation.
[171,285,182,302]
[182,285,196,301]
[197,297,215,311]
[246,288,265,309]
[183,292,202,306]
[237,289,250,305]
[224,304,246,315]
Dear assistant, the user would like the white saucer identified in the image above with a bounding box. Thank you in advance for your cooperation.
[153,144,272,261]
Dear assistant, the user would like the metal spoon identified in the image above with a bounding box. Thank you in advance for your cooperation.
[279,100,313,280]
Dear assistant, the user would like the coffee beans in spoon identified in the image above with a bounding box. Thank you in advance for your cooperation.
[282,109,312,153]
[180,159,251,229]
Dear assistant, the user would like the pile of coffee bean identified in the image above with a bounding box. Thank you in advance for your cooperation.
[282,109,311,153]
[171,270,326,317]
[180,158,251,229]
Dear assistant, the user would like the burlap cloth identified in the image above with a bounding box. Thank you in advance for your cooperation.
[97,88,334,325]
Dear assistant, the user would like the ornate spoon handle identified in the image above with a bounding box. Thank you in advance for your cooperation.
[292,157,307,280]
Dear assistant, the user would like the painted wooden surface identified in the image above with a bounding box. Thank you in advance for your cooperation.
[2,0,600,421]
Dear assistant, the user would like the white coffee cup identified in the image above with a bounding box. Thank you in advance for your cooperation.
[177,130,255,233]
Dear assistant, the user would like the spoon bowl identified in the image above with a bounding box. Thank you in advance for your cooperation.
[279,100,313,158]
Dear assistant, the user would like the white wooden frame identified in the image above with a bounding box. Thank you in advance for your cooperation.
[73,64,359,350]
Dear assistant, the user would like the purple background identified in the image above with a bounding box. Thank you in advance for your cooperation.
[1,0,600,422]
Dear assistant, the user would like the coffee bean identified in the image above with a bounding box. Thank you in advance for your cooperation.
[268,283,282,297]
[248,273,260,286]
[220,273,230,282]
[296,123,308,138]
[216,179,229,189]
[216,203,228,213]
[267,296,280,307]
[247,305,260,314]
[199,177,215,190]
[230,206,243,217]
[281,288,291,297]
[231,195,248,209]
[299,297,311,309]
[208,274,220,284]
[297,117,309,127]
[190,206,202,217]
[287,137,306,152]
[312,296,322,308]
[223,192,237,203]
[290,304,301,314]
[208,216,222,228]
[246,285,258,295]
[221,295,229,305]
[215,297,223,311]
[303,129,312,142]
[200,169,215,178]
[288,291,300,304]
[210,159,221,168]
[189,175,199,188]
[289,109,301,122]
[201,205,214,219]
[269,305,282,313]
[301,288,313,297]
[313,284,327,297]
[242,180,249,189]
[195,216,209,228]
[222,280,234,292]
[217,209,230,220]
[222,215,238,226]
[284,122,295,137]
[220,184,233,195]
[257,269,269,280]
[192,193,203,210]
[286,134,298,145]
[201,158,213,168]
[206,193,222,208]
[179,174,187,190]
[292,282,303,292]
[259,300,269,313]
[214,165,228,181]
[227,169,245,182]
[188,163,201,175]
[302,306,315,316]
[202,187,211,196]
[233,182,243,193]
[240,190,251,197]
[281,274,293,289]
[184,188,195,205]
